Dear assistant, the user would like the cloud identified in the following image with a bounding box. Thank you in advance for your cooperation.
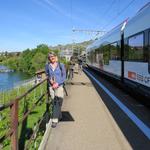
[33,0,70,17]
[43,0,70,17]
[32,0,52,11]
[33,0,90,26]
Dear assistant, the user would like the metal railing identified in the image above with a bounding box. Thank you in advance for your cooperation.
[0,76,50,150]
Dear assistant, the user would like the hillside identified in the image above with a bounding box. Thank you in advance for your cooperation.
[0,40,93,75]
[49,40,93,51]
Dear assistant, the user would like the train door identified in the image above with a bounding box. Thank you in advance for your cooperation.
[121,32,124,82]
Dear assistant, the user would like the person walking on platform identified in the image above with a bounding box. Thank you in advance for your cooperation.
[45,52,66,128]
[69,60,75,80]
[78,59,83,75]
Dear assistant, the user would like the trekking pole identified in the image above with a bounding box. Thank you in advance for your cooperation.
[63,84,68,96]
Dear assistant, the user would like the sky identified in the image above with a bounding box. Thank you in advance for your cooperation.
[0,0,149,52]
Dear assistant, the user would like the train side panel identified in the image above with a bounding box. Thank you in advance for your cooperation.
[124,62,150,87]
[123,4,150,89]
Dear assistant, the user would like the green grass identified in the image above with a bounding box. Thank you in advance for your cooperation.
[0,81,51,150]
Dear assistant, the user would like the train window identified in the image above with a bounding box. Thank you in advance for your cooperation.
[103,45,110,65]
[93,50,96,63]
[95,48,100,63]
[87,52,90,63]
[91,50,96,64]
[110,42,120,60]
[90,51,93,64]
[128,33,144,61]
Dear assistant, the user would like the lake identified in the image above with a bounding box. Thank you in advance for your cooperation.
[0,65,31,91]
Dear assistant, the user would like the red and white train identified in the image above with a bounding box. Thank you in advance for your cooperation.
[86,3,150,99]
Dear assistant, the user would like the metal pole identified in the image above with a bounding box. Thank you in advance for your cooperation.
[10,100,19,150]
[46,79,50,123]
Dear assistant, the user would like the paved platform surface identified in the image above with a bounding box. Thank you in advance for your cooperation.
[44,69,132,150]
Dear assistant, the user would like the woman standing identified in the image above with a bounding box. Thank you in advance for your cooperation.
[45,52,66,128]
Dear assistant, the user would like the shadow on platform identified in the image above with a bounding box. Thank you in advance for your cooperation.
[67,82,93,87]
[60,111,74,122]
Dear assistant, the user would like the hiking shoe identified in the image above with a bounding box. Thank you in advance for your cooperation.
[59,113,62,121]
[51,122,57,128]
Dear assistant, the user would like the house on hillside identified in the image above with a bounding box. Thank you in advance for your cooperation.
[60,48,73,61]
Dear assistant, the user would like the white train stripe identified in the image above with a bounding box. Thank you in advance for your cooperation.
[84,69,150,140]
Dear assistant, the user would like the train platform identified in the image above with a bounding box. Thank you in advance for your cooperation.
[39,68,132,150]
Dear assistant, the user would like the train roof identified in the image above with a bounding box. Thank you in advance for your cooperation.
[124,2,150,38]
[87,2,150,52]
[86,23,123,52]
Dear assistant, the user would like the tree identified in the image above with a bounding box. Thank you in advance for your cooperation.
[31,52,46,73]
[36,44,50,55]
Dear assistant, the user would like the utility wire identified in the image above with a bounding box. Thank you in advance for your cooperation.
[70,0,75,53]
[70,0,73,29]
[102,0,136,30]
[101,0,117,17]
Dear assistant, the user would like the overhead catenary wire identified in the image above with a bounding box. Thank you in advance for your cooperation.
[71,0,137,42]
[100,0,117,18]
[70,0,74,54]
[70,0,73,29]
[71,0,136,41]
[102,0,136,30]
[72,29,106,40]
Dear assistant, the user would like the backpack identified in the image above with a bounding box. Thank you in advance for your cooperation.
[58,62,68,96]
[58,62,63,77]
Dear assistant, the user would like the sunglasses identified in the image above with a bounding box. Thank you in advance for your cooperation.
[49,55,56,58]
